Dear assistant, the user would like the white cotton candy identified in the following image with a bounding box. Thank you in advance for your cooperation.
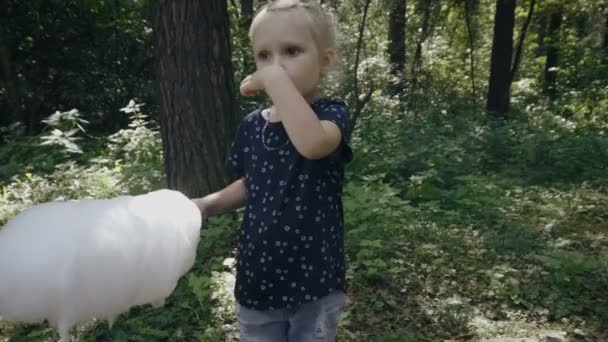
[0,189,201,342]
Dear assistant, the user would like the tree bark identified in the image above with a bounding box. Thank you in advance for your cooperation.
[241,0,254,29]
[603,12,608,63]
[486,0,515,119]
[410,0,432,102]
[464,0,478,102]
[510,0,536,83]
[387,0,406,96]
[240,0,256,76]
[0,20,18,130]
[544,5,562,100]
[575,15,587,39]
[535,11,547,57]
[153,0,238,198]
[347,0,373,141]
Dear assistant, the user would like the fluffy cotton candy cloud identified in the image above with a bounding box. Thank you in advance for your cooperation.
[0,189,202,341]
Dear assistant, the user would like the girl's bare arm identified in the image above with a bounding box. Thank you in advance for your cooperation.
[191,178,247,218]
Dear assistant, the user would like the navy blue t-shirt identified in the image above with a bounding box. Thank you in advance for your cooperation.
[226,98,353,310]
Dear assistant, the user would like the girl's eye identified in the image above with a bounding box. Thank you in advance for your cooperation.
[257,51,269,60]
[285,46,300,56]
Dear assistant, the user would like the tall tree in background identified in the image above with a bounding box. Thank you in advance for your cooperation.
[410,0,433,103]
[543,5,563,100]
[241,0,254,29]
[347,0,373,140]
[486,0,515,119]
[240,0,256,77]
[387,0,406,96]
[535,12,548,57]
[602,11,608,63]
[0,12,17,130]
[462,0,479,101]
[510,0,536,84]
[153,0,238,197]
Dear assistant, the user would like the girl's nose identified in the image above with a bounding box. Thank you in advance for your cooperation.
[272,56,284,69]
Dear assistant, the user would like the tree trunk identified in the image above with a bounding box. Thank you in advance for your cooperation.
[347,0,373,141]
[535,11,547,57]
[410,1,432,102]
[241,0,254,29]
[387,0,406,96]
[240,0,256,76]
[544,6,562,101]
[464,0,478,102]
[153,0,238,198]
[575,15,587,39]
[0,20,18,130]
[603,12,608,63]
[510,0,536,83]
[486,0,515,119]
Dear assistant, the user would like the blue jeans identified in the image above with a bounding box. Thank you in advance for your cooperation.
[236,291,346,342]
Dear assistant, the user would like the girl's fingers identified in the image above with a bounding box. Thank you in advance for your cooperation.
[240,75,253,86]
[240,81,255,97]
[240,74,263,97]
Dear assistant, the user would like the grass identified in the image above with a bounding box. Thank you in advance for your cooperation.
[1,103,607,341]
[2,180,607,342]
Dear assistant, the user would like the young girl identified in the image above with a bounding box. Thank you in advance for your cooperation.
[193,0,352,340]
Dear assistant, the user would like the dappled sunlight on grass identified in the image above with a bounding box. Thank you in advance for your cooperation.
[2,94,607,340]
[339,178,608,340]
[2,169,606,341]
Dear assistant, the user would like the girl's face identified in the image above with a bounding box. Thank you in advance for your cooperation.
[251,11,329,101]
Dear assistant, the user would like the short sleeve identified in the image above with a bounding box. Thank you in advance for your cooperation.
[314,99,353,163]
[316,99,349,135]
[225,120,246,179]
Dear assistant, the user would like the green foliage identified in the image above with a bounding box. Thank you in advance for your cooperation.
[0,0,157,133]
[0,100,162,226]
[106,100,164,194]
[484,107,608,184]
[40,109,89,154]
[0,163,125,226]
[533,251,608,319]
[485,222,544,255]
[483,264,525,306]
[371,329,430,342]
[228,2,268,117]
[345,85,608,338]
[0,110,100,182]
[344,180,414,285]
[0,136,64,182]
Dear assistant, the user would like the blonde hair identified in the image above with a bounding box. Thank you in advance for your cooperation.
[249,0,338,64]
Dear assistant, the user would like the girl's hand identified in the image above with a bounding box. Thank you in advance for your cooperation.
[239,74,262,97]
[239,65,288,97]
[191,198,209,222]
